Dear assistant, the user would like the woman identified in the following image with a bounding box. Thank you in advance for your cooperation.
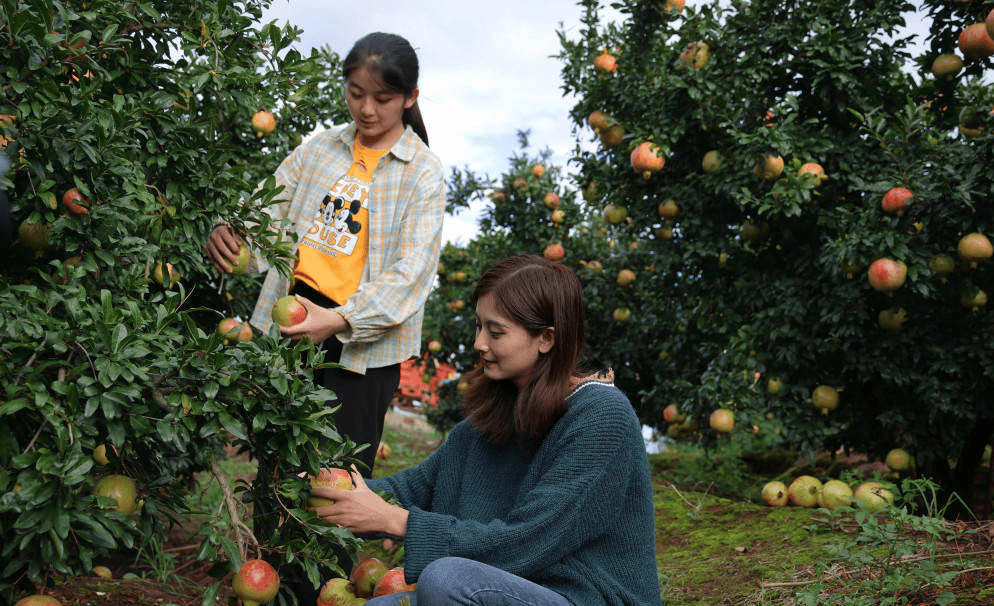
[205,32,445,478]
[313,255,662,606]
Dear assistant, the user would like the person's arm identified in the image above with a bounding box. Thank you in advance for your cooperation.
[311,421,460,535]
[204,138,311,274]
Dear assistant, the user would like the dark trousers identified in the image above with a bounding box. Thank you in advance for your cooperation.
[291,281,401,478]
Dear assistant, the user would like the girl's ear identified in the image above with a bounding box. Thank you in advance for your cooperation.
[403,88,419,110]
[538,327,555,354]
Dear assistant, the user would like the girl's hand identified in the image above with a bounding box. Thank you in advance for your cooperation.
[204,224,242,273]
[311,467,409,537]
[278,295,349,344]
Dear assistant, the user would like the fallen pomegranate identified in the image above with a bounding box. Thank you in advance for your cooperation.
[232,559,280,606]
[761,480,788,507]
[373,568,417,597]
[350,556,390,598]
[818,479,853,510]
[854,481,895,513]
[317,577,363,606]
[788,475,822,508]
[14,596,62,606]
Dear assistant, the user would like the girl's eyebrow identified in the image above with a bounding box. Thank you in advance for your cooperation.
[348,81,397,96]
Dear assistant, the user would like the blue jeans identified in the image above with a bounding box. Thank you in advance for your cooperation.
[365,557,573,606]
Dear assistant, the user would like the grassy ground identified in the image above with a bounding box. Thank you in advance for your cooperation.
[38,410,994,605]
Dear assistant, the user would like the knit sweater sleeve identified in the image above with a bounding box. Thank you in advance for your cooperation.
[400,384,648,583]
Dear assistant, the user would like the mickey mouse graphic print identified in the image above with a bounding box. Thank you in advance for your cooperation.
[293,138,389,305]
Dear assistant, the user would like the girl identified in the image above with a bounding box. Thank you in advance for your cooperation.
[205,32,445,478]
[313,255,662,606]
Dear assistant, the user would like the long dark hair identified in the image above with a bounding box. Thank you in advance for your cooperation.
[464,255,587,448]
[343,32,429,146]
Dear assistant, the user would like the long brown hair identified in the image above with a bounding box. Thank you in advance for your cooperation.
[343,32,429,146]
[464,255,586,448]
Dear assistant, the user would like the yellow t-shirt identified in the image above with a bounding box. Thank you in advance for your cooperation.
[293,139,389,305]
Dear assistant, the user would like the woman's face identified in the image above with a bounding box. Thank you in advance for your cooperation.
[473,293,554,389]
[345,65,417,149]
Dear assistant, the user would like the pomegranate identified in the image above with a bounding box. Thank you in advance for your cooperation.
[957,23,994,59]
[373,568,416,597]
[251,110,276,137]
[854,481,894,512]
[709,408,734,433]
[811,385,839,415]
[232,559,280,606]
[931,53,963,79]
[657,199,679,219]
[593,51,617,73]
[761,480,788,507]
[957,232,992,264]
[62,187,90,215]
[818,479,853,510]
[351,557,390,598]
[788,475,822,507]
[867,258,907,293]
[616,268,636,287]
[630,141,665,179]
[797,162,827,185]
[271,295,307,327]
[308,467,354,508]
[543,243,565,262]
[880,187,913,216]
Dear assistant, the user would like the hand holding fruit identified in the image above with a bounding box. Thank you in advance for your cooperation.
[310,466,409,538]
[274,295,348,344]
[204,223,248,274]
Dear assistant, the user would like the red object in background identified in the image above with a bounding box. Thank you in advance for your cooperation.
[395,358,456,407]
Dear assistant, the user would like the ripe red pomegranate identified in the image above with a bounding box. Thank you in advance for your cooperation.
[62,187,90,215]
[867,258,907,293]
[543,243,565,262]
[630,141,665,179]
[958,23,994,59]
[593,51,617,73]
[372,568,416,597]
[880,187,913,216]
[232,559,280,606]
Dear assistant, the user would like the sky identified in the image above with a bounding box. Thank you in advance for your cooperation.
[260,0,603,245]
[260,1,932,245]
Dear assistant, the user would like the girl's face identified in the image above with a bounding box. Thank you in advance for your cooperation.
[474,293,554,389]
[346,65,418,149]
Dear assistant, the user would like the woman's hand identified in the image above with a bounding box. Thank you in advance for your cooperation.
[204,224,242,273]
[279,295,349,344]
[311,467,409,537]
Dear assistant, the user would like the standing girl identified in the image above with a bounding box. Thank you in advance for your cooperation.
[312,254,662,606]
[205,32,445,478]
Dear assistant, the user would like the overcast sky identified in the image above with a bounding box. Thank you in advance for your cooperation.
[261,0,600,244]
[260,1,932,245]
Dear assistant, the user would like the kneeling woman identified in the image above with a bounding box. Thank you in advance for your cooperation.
[312,254,661,606]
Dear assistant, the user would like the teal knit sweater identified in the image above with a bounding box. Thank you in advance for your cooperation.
[367,381,662,606]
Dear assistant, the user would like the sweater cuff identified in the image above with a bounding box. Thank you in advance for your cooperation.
[401,506,454,582]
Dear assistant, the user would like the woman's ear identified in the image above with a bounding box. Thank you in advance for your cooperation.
[404,88,419,110]
[538,327,555,354]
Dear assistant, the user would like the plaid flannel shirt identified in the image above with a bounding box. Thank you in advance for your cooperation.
[248,123,445,374]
